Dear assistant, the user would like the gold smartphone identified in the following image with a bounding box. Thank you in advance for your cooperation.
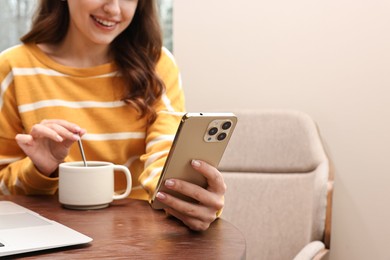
[150,112,237,210]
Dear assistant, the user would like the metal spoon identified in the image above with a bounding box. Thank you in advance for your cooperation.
[77,136,88,167]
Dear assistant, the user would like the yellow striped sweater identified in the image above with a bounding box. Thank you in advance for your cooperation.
[0,44,186,201]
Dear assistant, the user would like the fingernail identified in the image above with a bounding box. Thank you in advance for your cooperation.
[74,126,81,133]
[191,159,201,168]
[73,134,80,140]
[165,179,175,187]
[56,135,63,142]
[156,192,166,200]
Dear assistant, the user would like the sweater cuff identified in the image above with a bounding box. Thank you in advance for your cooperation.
[216,208,224,218]
[22,159,58,193]
[215,195,226,218]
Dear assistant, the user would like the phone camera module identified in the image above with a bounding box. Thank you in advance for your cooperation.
[208,127,218,136]
[204,119,234,143]
[222,121,232,130]
[217,132,227,141]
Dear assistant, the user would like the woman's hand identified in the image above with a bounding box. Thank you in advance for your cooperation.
[155,159,226,231]
[15,119,86,177]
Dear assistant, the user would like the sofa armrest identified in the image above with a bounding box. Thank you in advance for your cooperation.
[293,241,325,260]
[313,248,329,260]
[324,180,334,248]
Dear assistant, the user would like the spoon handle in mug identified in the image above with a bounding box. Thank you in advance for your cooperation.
[77,138,88,167]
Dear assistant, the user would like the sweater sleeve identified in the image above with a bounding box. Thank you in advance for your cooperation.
[138,48,186,200]
[0,49,58,195]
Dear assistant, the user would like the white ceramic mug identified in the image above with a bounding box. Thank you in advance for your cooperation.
[59,161,132,210]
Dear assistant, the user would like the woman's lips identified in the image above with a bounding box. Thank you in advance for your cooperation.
[91,15,118,28]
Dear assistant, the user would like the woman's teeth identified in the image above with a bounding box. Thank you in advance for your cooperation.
[94,17,116,27]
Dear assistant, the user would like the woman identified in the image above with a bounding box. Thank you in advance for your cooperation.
[0,0,225,231]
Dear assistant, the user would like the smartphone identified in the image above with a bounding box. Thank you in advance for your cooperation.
[150,112,237,210]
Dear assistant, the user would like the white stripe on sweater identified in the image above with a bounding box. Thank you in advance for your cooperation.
[14,178,25,192]
[18,100,126,113]
[0,71,14,109]
[144,150,169,169]
[162,47,177,66]
[157,111,185,117]
[12,67,118,78]
[0,179,10,195]
[0,157,22,165]
[82,132,145,141]
[141,166,163,186]
[162,93,174,112]
[146,135,175,151]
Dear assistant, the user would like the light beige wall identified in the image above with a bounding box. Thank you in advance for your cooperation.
[173,0,390,259]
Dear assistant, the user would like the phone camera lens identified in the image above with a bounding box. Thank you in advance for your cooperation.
[208,127,218,136]
[222,121,232,130]
[217,132,227,141]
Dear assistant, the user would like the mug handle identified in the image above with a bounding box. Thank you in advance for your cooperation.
[112,165,132,200]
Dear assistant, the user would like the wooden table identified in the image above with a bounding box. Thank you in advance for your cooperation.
[1,195,246,259]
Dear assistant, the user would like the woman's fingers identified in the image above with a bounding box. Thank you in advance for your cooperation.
[15,134,34,145]
[162,178,224,210]
[190,160,227,195]
[40,119,83,133]
[155,160,226,231]
[25,120,85,144]
[30,123,64,142]
[38,120,85,140]
[164,207,212,231]
[17,119,85,149]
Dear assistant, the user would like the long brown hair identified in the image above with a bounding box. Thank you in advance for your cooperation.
[21,0,165,125]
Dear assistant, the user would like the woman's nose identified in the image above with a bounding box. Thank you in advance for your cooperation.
[103,0,121,16]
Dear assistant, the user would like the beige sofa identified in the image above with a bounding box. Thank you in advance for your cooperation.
[219,109,332,260]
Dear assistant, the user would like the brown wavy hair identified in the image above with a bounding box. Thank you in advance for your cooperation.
[21,0,165,125]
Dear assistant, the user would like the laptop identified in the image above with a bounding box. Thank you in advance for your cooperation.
[0,201,92,257]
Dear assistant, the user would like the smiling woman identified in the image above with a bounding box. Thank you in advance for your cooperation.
[0,0,227,232]
[0,0,173,52]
